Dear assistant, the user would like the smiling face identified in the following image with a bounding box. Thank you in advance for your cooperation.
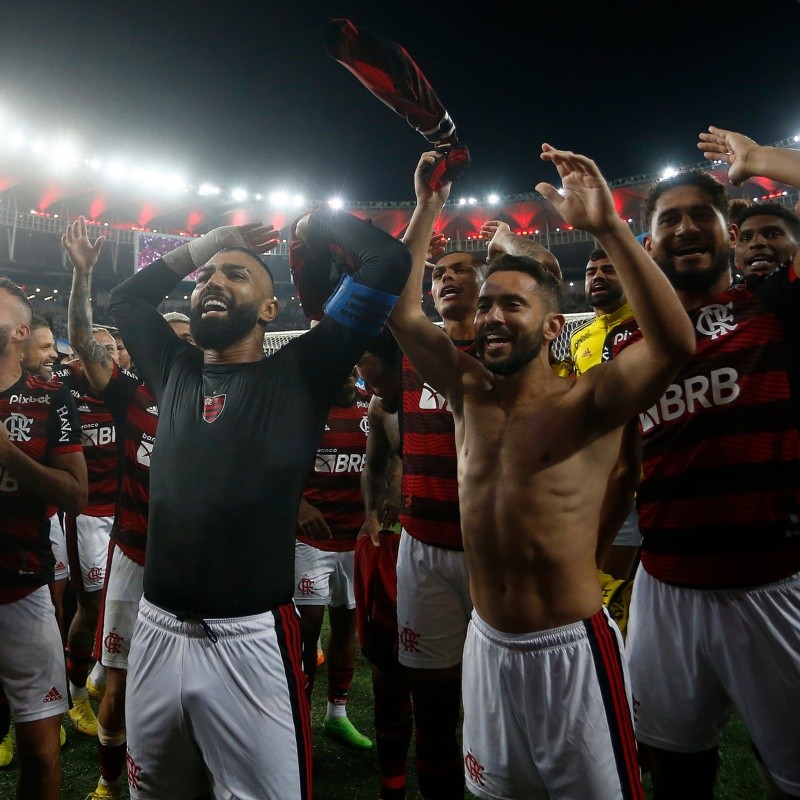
[189,249,276,351]
[430,252,482,322]
[735,213,799,278]
[475,268,558,375]
[645,184,733,295]
[22,324,58,379]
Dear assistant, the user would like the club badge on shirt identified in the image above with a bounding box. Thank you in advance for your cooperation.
[203,394,226,423]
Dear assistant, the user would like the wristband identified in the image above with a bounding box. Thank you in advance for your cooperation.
[186,226,248,267]
[323,275,399,336]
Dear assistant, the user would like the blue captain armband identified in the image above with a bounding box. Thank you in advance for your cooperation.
[323,275,399,336]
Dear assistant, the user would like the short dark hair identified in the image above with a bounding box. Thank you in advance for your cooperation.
[483,254,562,312]
[588,247,608,262]
[434,249,487,267]
[643,170,729,226]
[30,314,51,332]
[735,202,800,240]
[216,246,275,291]
[0,277,32,314]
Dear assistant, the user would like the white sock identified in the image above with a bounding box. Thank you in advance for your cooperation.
[89,661,106,689]
[326,701,347,721]
[70,683,88,701]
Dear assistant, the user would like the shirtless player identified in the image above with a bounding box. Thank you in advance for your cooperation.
[388,146,695,799]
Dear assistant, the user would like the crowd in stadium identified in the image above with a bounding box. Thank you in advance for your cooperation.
[1,122,800,800]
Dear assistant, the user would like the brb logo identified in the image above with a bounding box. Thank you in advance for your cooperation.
[82,425,116,447]
[696,302,737,340]
[4,413,32,442]
[419,383,449,412]
[640,367,740,432]
[314,450,366,473]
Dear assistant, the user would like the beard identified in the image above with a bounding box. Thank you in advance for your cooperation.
[588,283,624,310]
[656,249,731,293]
[477,327,544,375]
[0,324,11,358]
[189,298,262,351]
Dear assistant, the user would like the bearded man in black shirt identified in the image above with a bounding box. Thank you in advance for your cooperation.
[108,209,411,800]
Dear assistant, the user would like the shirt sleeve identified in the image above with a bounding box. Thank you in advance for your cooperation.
[107,259,194,401]
[46,383,84,457]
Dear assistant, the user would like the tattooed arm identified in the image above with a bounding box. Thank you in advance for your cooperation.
[64,216,115,392]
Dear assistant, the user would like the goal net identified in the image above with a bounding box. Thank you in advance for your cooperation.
[263,312,594,365]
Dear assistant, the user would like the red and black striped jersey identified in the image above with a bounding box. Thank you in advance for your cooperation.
[54,364,119,517]
[298,390,371,553]
[0,372,83,603]
[612,265,800,588]
[399,341,474,551]
[101,364,158,566]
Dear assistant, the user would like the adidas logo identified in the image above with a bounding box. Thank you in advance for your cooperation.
[77,404,91,412]
[43,686,63,703]
[55,561,66,571]
[145,406,159,416]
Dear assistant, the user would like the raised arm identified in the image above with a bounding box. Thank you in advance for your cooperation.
[536,145,695,424]
[64,217,113,392]
[388,152,475,405]
[698,125,800,190]
[480,219,562,280]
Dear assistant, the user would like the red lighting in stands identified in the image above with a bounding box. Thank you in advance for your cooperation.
[89,197,106,220]
[230,210,248,227]
[186,211,204,232]
[139,202,156,227]
[37,186,61,211]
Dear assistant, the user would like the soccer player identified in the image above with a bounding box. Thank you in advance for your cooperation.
[394,227,558,800]
[615,126,800,799]
[355,334,412,800]
[0,276,87,800]
[55,326,120,738]
[107,209,411,799]
[294,366,373,750]
[732,200,800,279]
[388,146,695,799]
[63,217,195,799]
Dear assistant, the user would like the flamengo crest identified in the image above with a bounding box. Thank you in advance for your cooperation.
[203,394,226,423]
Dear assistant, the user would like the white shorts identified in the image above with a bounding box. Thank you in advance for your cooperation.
[396,532,472,669]
[98,544,144,670]
[126,597,312,800]
[293,542,355,609]
[627,567,800,796]
[49,513,69,581]
[462,608,643,800]
[0,586,69,722]
[67,514,113,592]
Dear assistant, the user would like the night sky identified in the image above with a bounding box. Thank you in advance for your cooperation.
[2,0,800,203]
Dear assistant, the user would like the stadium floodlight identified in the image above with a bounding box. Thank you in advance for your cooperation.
[292,194,306,209]
[7,130,24,150]
[198,183,220,197]
[163,173,188,193]
[105,161,128,181]
[268,190,289,208]
[487,193,500,205]
[458,198,467,206]
[231,188,248,202]
[328,197,344,209]
[660,166,679,180]
[794,135,800,143]
[467,197,477,205]
[254,193,263,201]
